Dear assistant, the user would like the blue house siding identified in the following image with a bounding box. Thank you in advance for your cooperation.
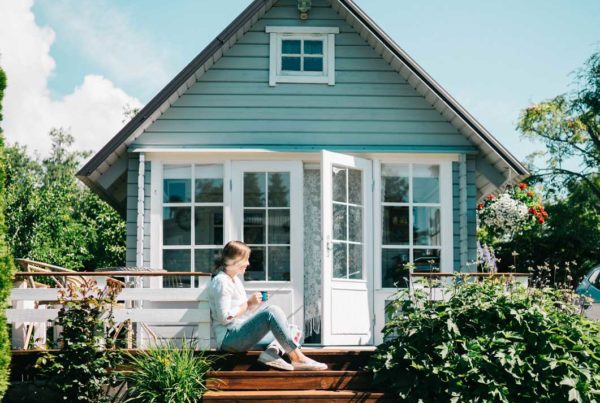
[133,0,475,151]
[125,154,152,268]
[452,157,477,272]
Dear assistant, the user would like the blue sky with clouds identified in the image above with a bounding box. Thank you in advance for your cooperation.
[2,0,599,160]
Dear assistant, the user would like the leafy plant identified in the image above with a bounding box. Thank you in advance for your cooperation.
[36,278,123,402]
[119,340,215,403]
[370,278,600,402]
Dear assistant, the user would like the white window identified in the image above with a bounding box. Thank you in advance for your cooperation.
[162,164,224,287]
[266,26,339,86]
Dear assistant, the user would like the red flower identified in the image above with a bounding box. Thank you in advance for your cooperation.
[542,211,548,218]
[538,217,545,224]
[529,208,535,214]
[527,191,534,197]
[518,183,527,190]
[477,203,484,210]
[487,194,495,200]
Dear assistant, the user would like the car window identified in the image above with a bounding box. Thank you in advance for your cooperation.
[590,268,600,288]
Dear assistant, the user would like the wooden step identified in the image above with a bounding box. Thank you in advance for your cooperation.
[207,370,373,391]
[211,350,374,371]
[203,390,397,402]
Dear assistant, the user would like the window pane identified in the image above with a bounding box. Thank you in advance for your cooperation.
[348,206,362,242]
[244,173,266,207]
[382,249,410,288]
[268,246,290,281]
[304,40,323,55]
[194,207,223,245]
[163,207,191,245]
[282,57,301,71]
[382,206,409,245]
[268,172,290,207]
[333,204,347,241]
[413,249,441,273]
[194,248,221,274]
[413,207,441,246]
[195,165,223,203]
[413,165,440,203]
[244,210,266,244]
[333,243,347,279]
[163,165,191,203]
[332,166,346,203]
[348,169,362,205]
[304,57,323,72]
[163,249,191,288]
[268,210,290,244]
[282,39,301,54]
[348,244,362,279]
[246,246,265,281]
[381,164,409,203]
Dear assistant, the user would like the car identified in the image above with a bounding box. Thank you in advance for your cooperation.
[576,264,600,303]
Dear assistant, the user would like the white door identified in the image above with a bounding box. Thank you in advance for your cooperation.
[231,161,304,328]
[320,151,373,345]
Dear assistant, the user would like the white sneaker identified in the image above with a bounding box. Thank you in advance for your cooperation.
[258,349,293,371]
[291,357,328,371]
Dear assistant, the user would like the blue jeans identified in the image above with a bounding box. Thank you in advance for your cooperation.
[220,305,300,354]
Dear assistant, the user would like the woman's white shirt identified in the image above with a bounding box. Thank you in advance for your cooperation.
[208,271,250,349]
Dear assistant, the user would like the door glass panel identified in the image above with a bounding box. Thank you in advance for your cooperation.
[194,207,223,245]
[244,210,266,244]
[333,243,347,278]
[163,165,191,203]
[413,165,440,203]
[163,207,191,245]
[348,169,362,204]
[413,207,441,246]
[348,206,362,242]
[246,246,266,281]
[244,173,266,207]
[382,249,410,288]
[268,173,290,207]
[163,250,191,288]
[268,210,290,244]
[413,249,441,273]
[195,165,223,203]
[332,167,347,203]
[333,204,347,241]
[382,206,409,245]
[348,244,363,279]
[381,165,409,203]
[268,246,290,281]
[194,248,221,273]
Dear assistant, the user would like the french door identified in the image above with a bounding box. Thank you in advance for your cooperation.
[320,151,373,345]
[231,161,304,328]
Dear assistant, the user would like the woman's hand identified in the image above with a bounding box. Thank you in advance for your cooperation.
[247,292,262,310]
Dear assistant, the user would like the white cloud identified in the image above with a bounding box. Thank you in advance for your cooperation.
[0,0,142,157]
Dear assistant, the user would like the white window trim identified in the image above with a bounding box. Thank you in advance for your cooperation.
[266,26,339,86]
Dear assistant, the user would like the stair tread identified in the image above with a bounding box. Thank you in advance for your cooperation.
[204,390,388,397]
[209,370,365,376]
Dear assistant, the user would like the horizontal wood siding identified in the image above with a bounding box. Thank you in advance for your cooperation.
[452,157,477,271]
[133,0,472,150]
[125,154,151,268]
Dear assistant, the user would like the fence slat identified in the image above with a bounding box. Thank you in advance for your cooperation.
[10,287,210,302]
[6,308,210,324]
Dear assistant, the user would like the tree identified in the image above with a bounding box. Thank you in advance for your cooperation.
[0,66,15,398]
[518,51,600,204]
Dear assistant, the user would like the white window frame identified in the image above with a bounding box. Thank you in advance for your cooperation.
[266,26,339,86]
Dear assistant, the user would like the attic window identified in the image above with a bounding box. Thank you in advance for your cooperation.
[266,26,339,86]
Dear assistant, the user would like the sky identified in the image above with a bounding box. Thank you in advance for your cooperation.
[0,0,599,163]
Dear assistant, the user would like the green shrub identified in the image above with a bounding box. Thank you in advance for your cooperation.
[36,278,123,402]
[370,279,600,402]
[120,340,215,403]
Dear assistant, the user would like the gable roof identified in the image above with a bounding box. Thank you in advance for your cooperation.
[77,0,528,212]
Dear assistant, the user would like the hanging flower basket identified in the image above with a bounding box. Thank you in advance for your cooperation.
[477,183,548,245]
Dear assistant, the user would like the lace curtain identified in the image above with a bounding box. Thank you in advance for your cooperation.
[303,169,321,337]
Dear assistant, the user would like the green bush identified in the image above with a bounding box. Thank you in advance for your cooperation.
[120,340,215,403]
[36,278,123,402]
[370,279,600,402]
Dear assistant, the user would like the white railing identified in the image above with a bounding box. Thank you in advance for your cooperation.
[8,272,212,350]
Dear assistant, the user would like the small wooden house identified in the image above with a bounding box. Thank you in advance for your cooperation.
[77,0,528,346]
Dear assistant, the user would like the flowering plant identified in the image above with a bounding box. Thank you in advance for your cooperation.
[477,182,547,245]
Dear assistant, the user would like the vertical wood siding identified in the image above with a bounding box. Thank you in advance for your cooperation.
[126,154,152,267]
[133,0,473,149]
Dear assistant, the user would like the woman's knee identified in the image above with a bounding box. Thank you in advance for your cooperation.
[264,305,286,320]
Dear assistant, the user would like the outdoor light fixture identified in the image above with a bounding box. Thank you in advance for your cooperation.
[298,0,311,19]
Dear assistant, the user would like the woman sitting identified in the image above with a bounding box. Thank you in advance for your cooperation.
[208,240,327,371]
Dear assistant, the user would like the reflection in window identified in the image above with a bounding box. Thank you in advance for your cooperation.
[381,164,441,288]
[243,172,291,282]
